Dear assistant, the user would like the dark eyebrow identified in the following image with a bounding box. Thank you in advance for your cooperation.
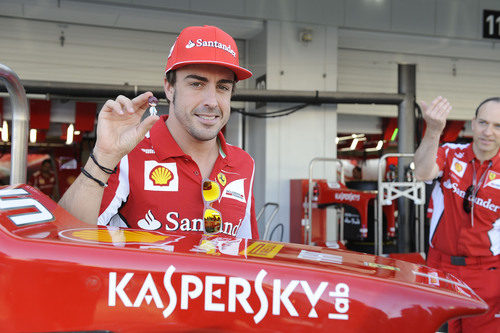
[218,79,235,85]
[184,74,234,85]
[185,74,208,82]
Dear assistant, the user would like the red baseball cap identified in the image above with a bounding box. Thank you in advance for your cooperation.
[165,25,252,81]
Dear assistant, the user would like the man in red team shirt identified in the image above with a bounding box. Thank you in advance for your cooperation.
[60,26,258,239]
[414,96,500,332]
[29,159,58,200]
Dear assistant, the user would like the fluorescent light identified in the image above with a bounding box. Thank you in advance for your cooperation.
[66,124,74,145]
[29,129,37,143]
[349,138,359,150]
[366,140,384,152]
[1,121,8,142]
[390,128,398,141]
[337,134,365,142]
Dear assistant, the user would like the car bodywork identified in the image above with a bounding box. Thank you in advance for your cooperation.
[0,184,487,332]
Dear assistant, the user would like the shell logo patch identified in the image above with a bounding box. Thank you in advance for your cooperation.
[364,262,400,271]
[58,228,183,246]
[451,158,467,178]
[149,166,174,186]
[144,161,178,191]
[240,242,283,258]
[217,173,227,186]
[484,170,500,190]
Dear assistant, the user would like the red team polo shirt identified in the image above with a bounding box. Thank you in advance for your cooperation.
[429,142,500,257]
[98,115,259,239]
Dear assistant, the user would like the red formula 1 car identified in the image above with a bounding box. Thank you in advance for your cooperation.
[0,184,487,332]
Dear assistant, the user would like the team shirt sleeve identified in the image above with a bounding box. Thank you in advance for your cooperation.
[436,145,447,172]
[98,155,131,226]
[234,155,258,239]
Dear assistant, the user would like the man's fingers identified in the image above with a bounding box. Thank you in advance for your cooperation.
[116,95,135,114]
[424,96,449,119]
[443,104,452,118]
[429,96,443,111]
[435,98,449,112]
[137,115,160,137]
[420,100,428,112]
[101,99,124,115]
[435,100,451,119]
[420,97,452,133]
[132,91,154,112]
[101,92,154,117]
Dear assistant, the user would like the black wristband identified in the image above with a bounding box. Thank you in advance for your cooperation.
[81,167,108,187]
[89,151,117,175]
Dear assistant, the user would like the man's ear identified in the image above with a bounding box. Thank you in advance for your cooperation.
[164,78,175,103]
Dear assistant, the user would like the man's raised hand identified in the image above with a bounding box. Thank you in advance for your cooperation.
[93,92,160,168]
[420,96,452,136]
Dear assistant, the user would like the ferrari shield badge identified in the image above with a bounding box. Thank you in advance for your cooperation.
[217,172,227,186]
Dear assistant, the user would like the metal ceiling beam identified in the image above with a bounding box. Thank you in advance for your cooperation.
[1,80,405,106]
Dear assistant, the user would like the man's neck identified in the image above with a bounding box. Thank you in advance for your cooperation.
[183,137,219,162]
[166,117,220,177]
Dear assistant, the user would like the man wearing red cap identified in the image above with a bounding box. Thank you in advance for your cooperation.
[60,25,259,239]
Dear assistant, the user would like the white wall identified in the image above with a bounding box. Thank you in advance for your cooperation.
[337,30,500,120]
[246,28,268,218]
[0,16,175,85]
[246,21,338,241]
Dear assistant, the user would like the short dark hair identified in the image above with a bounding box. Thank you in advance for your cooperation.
[166,70,176,86]
[475,97,500,117]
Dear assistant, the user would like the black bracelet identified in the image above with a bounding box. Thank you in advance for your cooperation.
[89,151,117,175]
[81,167,108,187]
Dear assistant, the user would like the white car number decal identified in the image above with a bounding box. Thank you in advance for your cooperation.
[0,188,54,226]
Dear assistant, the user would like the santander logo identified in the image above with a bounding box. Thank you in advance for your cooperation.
[184,38,236,57]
